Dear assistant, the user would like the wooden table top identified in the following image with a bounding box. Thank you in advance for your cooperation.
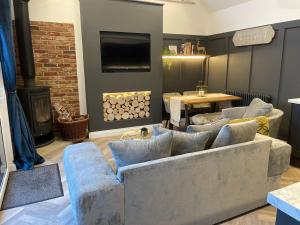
[166,93,241,105]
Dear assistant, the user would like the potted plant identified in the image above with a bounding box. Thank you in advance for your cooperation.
[162,47,175,70]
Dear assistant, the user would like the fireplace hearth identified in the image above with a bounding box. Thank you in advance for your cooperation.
[14,0,53,147]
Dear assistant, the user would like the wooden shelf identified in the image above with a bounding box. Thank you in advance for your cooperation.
[162,55,208,59]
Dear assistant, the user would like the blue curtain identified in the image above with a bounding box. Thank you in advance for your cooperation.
[0,0,44,169]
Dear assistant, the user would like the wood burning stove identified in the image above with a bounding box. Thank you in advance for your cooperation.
[14,0,54,147]
[18,87,53,146]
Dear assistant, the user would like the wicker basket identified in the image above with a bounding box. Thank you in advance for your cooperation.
[58,115,89,142]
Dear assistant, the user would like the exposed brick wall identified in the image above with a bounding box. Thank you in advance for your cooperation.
[15,21,80,123]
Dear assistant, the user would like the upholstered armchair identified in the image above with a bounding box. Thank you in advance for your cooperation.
[222,107,283,138]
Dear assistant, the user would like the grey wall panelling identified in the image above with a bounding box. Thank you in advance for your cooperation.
[206,19,300,139]
[206,37,229,92]
[250,30,284,105]
[227,37,252,92]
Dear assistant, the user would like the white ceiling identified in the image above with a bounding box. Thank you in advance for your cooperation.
[200,0,252,11]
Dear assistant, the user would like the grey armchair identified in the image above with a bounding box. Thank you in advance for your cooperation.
[222,107,284,138]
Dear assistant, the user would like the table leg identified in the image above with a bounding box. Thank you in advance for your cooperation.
[212,102,217,112]
[185,104,190,127]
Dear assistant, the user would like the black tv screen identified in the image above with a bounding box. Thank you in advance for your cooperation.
[100,31,151,73]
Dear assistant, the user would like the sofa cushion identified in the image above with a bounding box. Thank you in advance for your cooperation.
[152,126,211,155]
[229,116,270,136]
[191,112,223,125]
[243,98,273,118]
[108,132,173,171]
[211,121,258,149]
[222,107,247,120]
[191,115,211,125]
[187,118,230,148]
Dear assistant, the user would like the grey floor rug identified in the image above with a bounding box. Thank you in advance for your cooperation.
[1,164,64,210]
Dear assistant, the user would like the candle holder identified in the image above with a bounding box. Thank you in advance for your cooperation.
[141,127,149,137]
[196,81,208,97]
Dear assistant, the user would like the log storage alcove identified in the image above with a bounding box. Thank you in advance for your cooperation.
[103,91,151,122]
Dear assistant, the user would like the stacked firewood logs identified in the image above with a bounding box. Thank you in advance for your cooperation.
[53,102,73,122]
[103,92,151,122]
[54,102,86,122]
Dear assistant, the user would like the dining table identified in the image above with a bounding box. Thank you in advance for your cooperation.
[166,93,242,127]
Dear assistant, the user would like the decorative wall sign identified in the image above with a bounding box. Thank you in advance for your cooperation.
[233,25,275,47]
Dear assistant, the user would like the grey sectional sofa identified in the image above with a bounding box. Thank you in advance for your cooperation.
[64,134,291,225]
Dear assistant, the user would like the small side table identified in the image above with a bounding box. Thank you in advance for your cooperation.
[120,130,152,140]
[267,182,300,225]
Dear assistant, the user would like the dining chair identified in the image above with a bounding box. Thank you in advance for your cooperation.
[162,92,185,128]
[217,101,233,111]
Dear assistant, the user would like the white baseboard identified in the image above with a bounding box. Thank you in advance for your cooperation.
[0,170,9,207]
[89,123,162,139]
[8,162,16,172]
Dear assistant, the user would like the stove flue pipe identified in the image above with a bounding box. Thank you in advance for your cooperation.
[14,0,36,87]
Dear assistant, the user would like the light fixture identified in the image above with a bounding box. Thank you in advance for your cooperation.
[162,55,207,59]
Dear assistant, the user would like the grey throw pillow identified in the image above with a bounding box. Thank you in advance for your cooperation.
[186,118,230,148]
[152,126,211,155]
[243,98,273,118]
[211,120,258,149]
[108,132,173,170]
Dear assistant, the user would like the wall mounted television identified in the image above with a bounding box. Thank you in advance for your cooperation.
[100,31,151,73]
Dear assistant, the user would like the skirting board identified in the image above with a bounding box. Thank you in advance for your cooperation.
[89,123,162,139]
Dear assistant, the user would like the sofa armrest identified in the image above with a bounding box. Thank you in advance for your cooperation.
[268,109,284,138]
[64,142,124,225]
[268,116,282,138]
[222,107,247,119]
[255,134,291,177]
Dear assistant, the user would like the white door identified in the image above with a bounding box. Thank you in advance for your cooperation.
[0,63,16,207]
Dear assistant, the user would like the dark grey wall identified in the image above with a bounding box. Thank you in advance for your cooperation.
[80,0,300,136]
[80,0,163,131]
[206,20,300,139]
[163,34,206,93]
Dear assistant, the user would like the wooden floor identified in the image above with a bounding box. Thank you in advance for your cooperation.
[0,136,299,225]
